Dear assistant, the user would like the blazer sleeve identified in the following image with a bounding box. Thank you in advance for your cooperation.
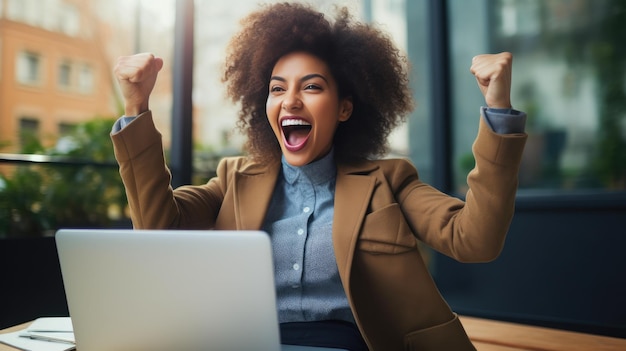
[110,111,225,229]
[396,116,527,262]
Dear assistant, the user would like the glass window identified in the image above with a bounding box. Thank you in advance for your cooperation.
[7,0,43,28]
[58,122,76,136]
[19,117,40,132]
[191,0,411,181]
[6,0,28,22]
[190,0,373,182]
[371,0,409,158]
[18,117,40,149]
[58,60,72,89]
[405,0,433,184]
[449,0,626,192]
[1,0,175,238]
[59,3,80,36]
[1,0,421,238]
[77,64,93,93]
[16,51,42,85]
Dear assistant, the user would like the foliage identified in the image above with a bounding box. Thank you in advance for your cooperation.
[0,118,129,238]
[588,1,626,188]
[548,0,626,188]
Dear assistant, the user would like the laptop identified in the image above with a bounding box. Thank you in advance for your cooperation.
[55,229,345,351]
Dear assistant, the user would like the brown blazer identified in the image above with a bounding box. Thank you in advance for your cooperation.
[112,111,527,350]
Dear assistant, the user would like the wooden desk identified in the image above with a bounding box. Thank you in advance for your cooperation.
[1,317,625,350]
[0,323,30,335]
[458,316,626,351]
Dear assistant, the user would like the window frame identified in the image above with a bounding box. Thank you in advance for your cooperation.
[16,51,43,86]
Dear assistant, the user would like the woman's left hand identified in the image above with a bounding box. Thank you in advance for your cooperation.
[470,52,513,109]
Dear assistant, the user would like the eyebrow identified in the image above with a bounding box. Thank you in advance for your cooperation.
[269,73,328,84]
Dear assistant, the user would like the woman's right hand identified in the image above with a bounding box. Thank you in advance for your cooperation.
[114,53,164,116]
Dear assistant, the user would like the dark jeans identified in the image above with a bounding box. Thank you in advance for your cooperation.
[280,320,369,351]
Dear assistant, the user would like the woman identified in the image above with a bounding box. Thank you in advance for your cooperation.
[111,2,527,350]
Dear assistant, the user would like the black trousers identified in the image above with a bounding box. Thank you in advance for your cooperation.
[280,320,369,351]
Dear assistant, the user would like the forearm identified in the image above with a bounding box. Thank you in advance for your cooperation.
[111,111,181,229]
[401,116,527,262]
[457,116,527,261]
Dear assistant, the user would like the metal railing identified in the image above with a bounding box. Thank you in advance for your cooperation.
[0,153,118,167]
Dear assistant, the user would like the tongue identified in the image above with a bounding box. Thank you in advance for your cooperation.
[287,128,309,146]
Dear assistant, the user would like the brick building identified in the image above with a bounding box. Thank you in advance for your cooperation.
[0,0,131,152]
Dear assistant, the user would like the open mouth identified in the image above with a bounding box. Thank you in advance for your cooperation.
[281,118,312,151]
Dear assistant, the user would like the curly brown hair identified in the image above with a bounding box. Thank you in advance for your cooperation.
[223,2,413,164]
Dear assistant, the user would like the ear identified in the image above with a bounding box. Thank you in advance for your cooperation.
[338,96,353,122]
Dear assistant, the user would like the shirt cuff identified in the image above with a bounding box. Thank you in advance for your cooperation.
[110,111,149,134]
[481,106,527,134]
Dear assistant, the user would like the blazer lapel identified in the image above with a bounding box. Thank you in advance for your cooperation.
[332,161,378,290]
[230,158,378,290]
[233,160,280,230]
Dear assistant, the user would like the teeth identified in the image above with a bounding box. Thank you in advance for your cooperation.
[281,119,311,127]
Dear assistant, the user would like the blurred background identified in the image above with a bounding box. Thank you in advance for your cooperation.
[1,0,625,340]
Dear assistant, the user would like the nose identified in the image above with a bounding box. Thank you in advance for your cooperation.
[282,91,302,111]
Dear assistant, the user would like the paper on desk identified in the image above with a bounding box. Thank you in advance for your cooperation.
[0,330,75,351]
[0,317,75,351]
[20,317,75,344]
[26,318,73,333]
[20,332,75,344]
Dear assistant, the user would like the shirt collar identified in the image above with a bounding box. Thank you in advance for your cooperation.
[281,150,336,185]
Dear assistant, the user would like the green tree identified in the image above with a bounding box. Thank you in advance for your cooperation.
[0,117,128,238]
[590,1,626,188]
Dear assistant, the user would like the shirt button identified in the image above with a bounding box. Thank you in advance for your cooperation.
[293,263,300,270]
[297,228,304,235]
[303,206,310,213]
[291,284,300,289]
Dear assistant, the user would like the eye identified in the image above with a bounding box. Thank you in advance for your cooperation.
[304,83,321,90]
[270,85,285,93]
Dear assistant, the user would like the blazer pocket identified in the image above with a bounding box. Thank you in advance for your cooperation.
[357,203,417,254]
[404,314,476,351]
